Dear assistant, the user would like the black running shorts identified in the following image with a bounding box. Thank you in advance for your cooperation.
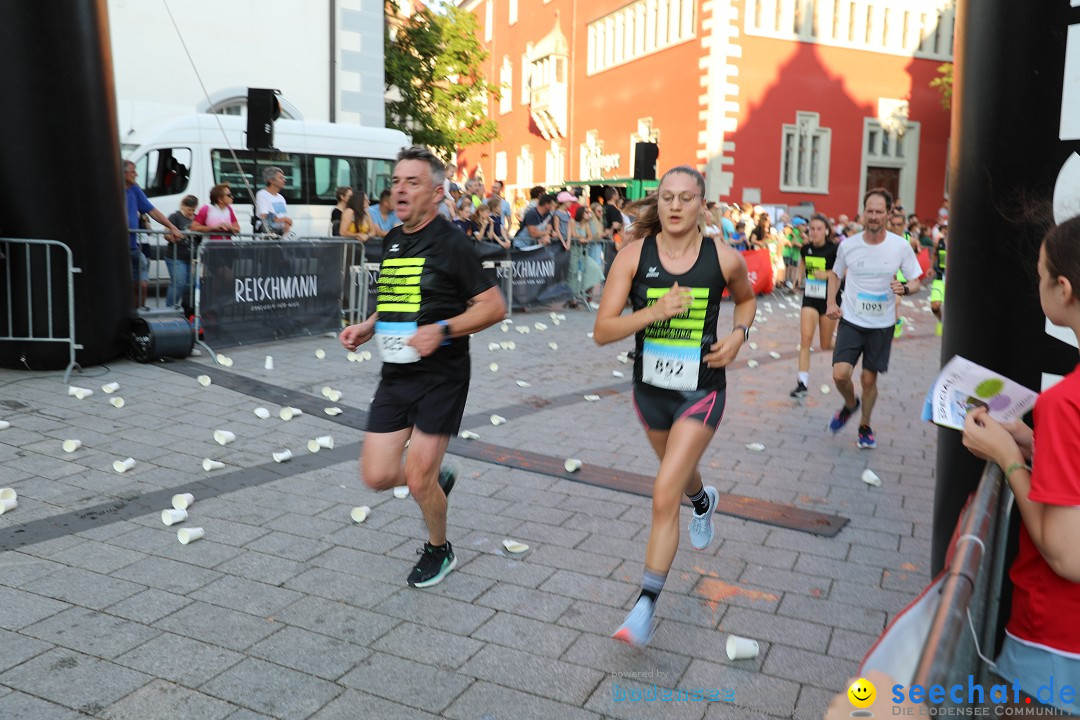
[801,296,828,315]
[367,372,471,436]
[632,382,726,432]
[832,319,894,373]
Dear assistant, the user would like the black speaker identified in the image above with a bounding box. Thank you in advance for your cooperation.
[246,88,281,151]
[634,142,659,180]
[129,316,194,363]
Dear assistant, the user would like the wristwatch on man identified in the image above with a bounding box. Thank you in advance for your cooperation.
[733,324,751,342]
[436,320,451,346]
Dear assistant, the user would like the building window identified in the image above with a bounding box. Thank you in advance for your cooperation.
[496,152,508,183]
[509,0,518,25]
[744,0,955,61]
[520,50,531,104]
[499,57,513,114]
[517,146,534,187]
[587,0,696,75]
[545,141,564,184]
[485,0,493,42]
[779,112,831,194]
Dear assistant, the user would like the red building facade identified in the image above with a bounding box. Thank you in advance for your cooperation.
[458,0,954,219]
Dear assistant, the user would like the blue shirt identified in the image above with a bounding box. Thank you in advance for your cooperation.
[721,217,735,240]
[126,184,154,250]
[369,205,400,233]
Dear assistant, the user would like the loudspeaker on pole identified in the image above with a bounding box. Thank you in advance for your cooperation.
[246,88,281,151]
[634,142,659,181]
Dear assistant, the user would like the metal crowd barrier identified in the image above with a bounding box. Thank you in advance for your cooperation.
[912,463,1011,695]
[0,237,83,382]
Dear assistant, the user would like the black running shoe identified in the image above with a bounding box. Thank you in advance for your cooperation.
[790,381,809,399]
[828,398,861,433]
[407,542,457,588]
[438,465,458,498]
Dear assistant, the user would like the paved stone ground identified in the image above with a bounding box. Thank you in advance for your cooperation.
[0,288,942,719]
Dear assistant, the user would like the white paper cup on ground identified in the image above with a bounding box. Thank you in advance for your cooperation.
[458,430,479,440]
[489,414,507,426]
[202,458,224,472]
[326,390,342,402]
[515,380,530,388]
[360,350,372,361]
[548,342,558,350]
[0,420,9,430]
[583,394,601,402]
[279,407,303,421]
[393,486,410,499]
[769,351,782,360]
[820,385,831,395]
[253,407,271,419]
[69,386,93,399]
[109,397,125,408]
[861,469,882,487]
[726,635,760,660]
[612,370,625,378]
[321,386,333,398]
[197,375,212,387]
[313,435,333,450]
[745,442,766,452]
[101,382,120,394]
[172,493,195,510]
[177,527,204,545]
[489,363,499,373]
[1,488,16,501]
[213,430,236,446]
[346,352,359,362]
[161,508,188,526]
[324,407,343,416]
[350,505,371,523]
[0,498,17,515]
[748,342,758,350]
[315,349,326,359]
[272,449,293,463]
[502,539,529,553]
[747,360,759,368]
[264,355,274,370]
[113,457,136,473]
[564,458,583,472]
[62,439,82,453]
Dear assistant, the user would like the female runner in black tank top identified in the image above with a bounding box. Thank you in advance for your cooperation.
[593,166,757,647]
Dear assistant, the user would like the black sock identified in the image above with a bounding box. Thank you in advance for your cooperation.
[638,569,666,604]
[427,541,448,554]
[687,486,710,515]
[858,425,871,432]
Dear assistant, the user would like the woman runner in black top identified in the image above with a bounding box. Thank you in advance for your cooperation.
[593,166,756,647]
[790,214,839,398]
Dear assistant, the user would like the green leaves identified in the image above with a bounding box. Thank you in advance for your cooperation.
[385,4,500,158]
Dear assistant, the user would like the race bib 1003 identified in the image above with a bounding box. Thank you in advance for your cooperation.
[374,321,420,363]
[856,291,890,318]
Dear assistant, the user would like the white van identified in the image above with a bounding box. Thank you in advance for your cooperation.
[126,114,410,238]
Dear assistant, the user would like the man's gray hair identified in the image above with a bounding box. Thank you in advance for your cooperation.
[396,146,445,188]
[263,166,284,185]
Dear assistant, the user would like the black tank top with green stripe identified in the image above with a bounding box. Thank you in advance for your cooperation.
[630,236,728,392]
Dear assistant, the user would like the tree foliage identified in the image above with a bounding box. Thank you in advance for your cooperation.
[930,62,952,110]
[385,4,500,159]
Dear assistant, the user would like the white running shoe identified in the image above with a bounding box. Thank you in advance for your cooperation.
[612,596,655,647]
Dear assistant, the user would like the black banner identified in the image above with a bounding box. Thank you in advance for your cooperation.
[356,239,572,315]
[199,240,345,348]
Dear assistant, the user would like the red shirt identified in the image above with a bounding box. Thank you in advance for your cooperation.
[1006,365,1080,654]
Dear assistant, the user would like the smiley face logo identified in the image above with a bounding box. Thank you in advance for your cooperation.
[848,677,876,709]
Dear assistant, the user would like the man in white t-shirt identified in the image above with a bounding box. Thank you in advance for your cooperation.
[825,187,922,449]
[255,166,293,236]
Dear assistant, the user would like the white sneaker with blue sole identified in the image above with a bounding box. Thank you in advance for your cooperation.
[688,485,719,550]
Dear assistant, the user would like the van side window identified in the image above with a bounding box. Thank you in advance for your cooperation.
[308,155,394,205]
[133,148,192,197]
[211,150,303,204]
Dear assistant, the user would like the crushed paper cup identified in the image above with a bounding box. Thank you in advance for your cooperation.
[747,360,759,368]
[489,363,499,373]
[360,350,372,361]
[213,430,236,446]
[264,356,274,370]
[861,469,882,487]
[499,341,510,350]
[113,457,136,473]
[312,435,334,450]
[109,397,125,408]
[617,352,630,364]
[326,390,342,403]
[745,443,766,452]
[459,430,480,440]
[821,385,831,395]
[548,342,558,350]
[500,324,509,333]
[177,527,204,545]
[488,342,500,351]
[515,380,531,388]
[612,370,625,378]
[748,342,758,350]
[769,352,781,360]
[534,322,548,331]
[350,506,371,523]
[68,386,93,400]
[272,449,293,463]
[101,382,120,394]
[0,421,9,430]
[196,375,212,387]
[346,352,359,362]
[0,498,17,515]
[549,312,558,320]
[490,414,507,426]
[161,508,188,526]
[564,458,583,472]
[279,407,303,421]
[324,407,343,416]
[586,331,594,338]
[215,354,233,367]
[253,407,271,419]
[502,539,529,554]
[552,318,560,325]
[0,489,15,501]
[172,493,195,510]
[506,341,516,350]
[393,486,410,499]
[726,635,760,660]
[321,386,334,398]
[583,394,601,402]
[315,349,326,359]
[62,439,82,453]
[202,458,224,472]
